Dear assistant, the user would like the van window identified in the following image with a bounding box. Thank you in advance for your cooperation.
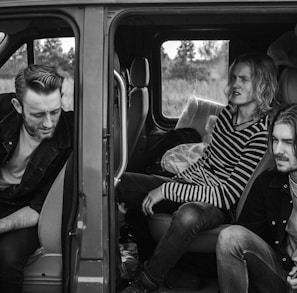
[35,37,75,111]
[0,44,27,93]
[161,40,229,118]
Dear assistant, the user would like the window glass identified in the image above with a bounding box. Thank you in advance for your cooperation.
[161,40,229,118]
[35,37,75,111]
[0,44,27,93]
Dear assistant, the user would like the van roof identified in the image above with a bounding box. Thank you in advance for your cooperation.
[0,0,296,7]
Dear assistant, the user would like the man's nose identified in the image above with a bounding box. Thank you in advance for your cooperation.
[43,113,53,128]
[232,78,240,88]
[274,142,284,154]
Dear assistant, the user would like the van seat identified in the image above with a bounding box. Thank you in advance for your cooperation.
[22,161,68,293]
[148,150,274,252]
[127,57,150,158]
[175,97,224,139]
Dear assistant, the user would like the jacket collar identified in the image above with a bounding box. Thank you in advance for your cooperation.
[269,168,289,189]
[0,109,71,149]
[0,109,22,141]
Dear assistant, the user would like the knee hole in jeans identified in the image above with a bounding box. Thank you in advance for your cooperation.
[173,202,210,232]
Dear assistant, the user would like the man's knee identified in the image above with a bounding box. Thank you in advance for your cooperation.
[173,202,210,231]
[217,225,247,253]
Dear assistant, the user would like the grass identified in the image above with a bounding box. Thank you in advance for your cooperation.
[162,78,227,118]
[1,77,226,118]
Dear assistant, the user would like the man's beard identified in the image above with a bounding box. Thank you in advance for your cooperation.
[274,154,297,174]
[22,117,55,141]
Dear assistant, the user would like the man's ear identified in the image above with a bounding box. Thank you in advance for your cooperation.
[11,98,23,114]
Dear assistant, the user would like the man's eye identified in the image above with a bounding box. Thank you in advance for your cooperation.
[33,114,43,118]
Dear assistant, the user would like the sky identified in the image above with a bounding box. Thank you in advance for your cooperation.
[60,37,75,52]
[162,40,180,59]
[60,38,225,60]
[162,40,227,60]
[60,37,178,56]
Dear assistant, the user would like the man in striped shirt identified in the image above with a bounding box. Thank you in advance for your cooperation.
[118,53,278,293]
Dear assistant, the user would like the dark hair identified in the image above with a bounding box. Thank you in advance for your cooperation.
[268,104,297,156]
[226,53,278,119]
[15,64,64,101]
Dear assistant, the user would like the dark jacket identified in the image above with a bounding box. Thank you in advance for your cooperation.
[238,168,294,272]
[0,93,73,217]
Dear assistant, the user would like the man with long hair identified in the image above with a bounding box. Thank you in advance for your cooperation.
[217,104,297,293]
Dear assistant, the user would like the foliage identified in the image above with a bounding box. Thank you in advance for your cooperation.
[35,39,75,78]
[0,38,75,110]
[0,38,74,81]
[162,78,227,117]
[161,40,229,117]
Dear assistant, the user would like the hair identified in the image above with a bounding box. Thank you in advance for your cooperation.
[268,104,297,156]
[226,53,278,119]
[15,64,64,102]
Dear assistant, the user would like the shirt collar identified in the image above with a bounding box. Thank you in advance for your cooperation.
[269,168,289,189]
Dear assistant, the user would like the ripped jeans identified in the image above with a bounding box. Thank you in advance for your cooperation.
[117,172,229,285]
[216,225,291,293]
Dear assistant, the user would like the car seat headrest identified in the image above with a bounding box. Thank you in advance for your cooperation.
[267,31,297,69]
[279,67,297,105]
[130,57,150,88]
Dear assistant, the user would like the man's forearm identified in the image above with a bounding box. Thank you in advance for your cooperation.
[0,206,39,234]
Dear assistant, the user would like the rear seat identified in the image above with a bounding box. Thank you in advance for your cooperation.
[22,159,69,293]
[148,151,274,252]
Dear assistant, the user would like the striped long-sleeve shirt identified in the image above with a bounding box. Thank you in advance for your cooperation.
[161,105,269,211]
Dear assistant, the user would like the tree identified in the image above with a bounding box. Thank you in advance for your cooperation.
[161,46,173,80]
[0,44,27,79]
[169,40,199,81]
[175,40,196,63]
[35,38,74,77]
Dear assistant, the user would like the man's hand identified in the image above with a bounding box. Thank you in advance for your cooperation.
[142,186,163,216]
[287,266,297,289]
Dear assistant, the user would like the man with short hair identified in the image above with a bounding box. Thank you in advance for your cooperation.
[0,64,73,292]
[217,104,297,293]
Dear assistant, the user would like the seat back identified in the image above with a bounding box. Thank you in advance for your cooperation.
[38,163,67,253]
[175,97,224,139]
[278,67,297,105]
[23,160,68,293]
[127,57,150,158]
[236,151,274,220]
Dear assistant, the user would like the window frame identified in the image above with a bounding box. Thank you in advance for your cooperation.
[152,30,231,129]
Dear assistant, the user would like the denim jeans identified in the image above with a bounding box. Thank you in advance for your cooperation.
[0,226,40,293]
[117,172,229,285]
[216,225,290,293]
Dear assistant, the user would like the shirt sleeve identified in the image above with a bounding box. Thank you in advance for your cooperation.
[161,131,268,210]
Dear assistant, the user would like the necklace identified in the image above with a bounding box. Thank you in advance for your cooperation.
[233,111,255,127]
[234,119,254,127]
